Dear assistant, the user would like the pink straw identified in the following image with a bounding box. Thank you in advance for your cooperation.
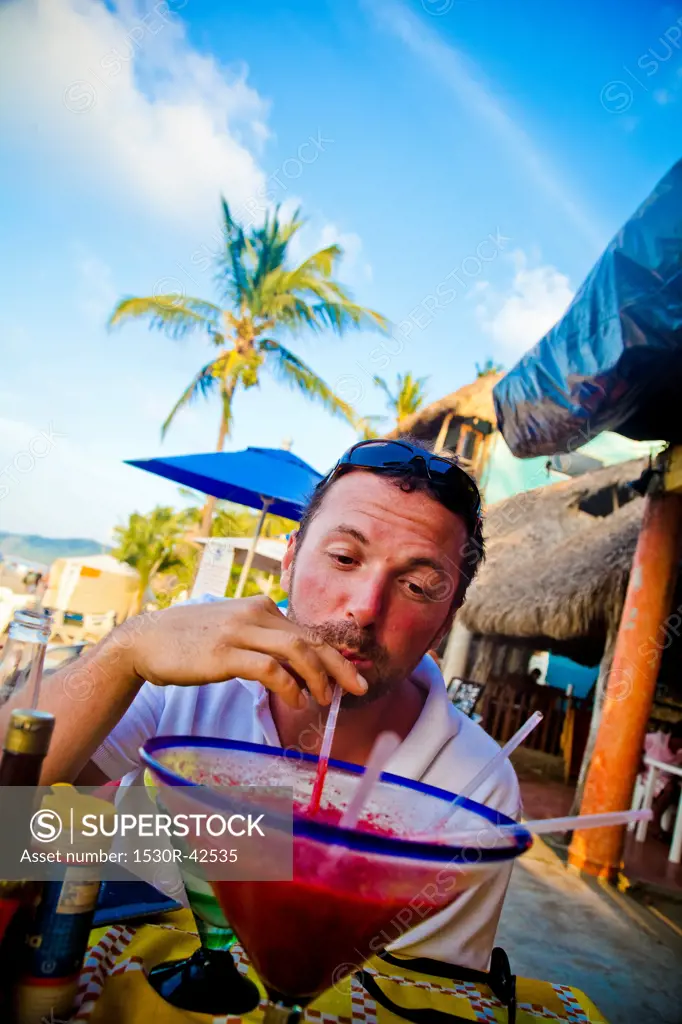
[307,684,343,816]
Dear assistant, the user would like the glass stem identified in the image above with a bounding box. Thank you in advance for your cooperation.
[194,913,236,953]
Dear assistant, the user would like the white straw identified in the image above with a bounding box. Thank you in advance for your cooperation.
[436,808,653,845]
[460,710,544,802]
[340,732,401,830]
[319,684,343,765]
[427,710,544,834]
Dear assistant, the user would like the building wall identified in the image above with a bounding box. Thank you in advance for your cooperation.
[480,431,663,506]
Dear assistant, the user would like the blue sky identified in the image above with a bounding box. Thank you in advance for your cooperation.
[0,0,680,543]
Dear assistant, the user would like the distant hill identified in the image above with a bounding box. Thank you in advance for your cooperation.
[0,532,109,568]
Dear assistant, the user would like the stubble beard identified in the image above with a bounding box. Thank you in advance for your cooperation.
[287,569,399,709]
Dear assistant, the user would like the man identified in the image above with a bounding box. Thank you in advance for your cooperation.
[4,438,520,971]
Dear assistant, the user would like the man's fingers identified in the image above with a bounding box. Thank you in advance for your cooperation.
[233,651,307,710]
[315,644,369,697]
[235,627,332,705]
[238,599,369,698]
[235,627,368,704]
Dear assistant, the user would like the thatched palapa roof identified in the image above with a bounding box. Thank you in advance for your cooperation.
[460,458,648,665]
[386,373,503,439]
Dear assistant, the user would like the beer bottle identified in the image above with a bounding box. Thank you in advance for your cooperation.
[0,709,56,1017]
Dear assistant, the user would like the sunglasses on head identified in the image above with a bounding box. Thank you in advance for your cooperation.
[323,439,483,536]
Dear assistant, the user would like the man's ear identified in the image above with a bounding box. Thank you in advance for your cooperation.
[279,532,298,593]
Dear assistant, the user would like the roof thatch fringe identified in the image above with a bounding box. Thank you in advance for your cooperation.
[385,373,503,438]
[459,458,648,663]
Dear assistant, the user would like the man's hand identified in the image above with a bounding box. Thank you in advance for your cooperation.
[118,596,368,709]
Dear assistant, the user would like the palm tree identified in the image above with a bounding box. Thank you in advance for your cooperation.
[179,489,296,542]
[475,358,504,378]
[358,372,428,436]
[109,200,388,534]
[112,506,192,613]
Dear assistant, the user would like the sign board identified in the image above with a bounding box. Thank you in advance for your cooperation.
[191,539,235,599]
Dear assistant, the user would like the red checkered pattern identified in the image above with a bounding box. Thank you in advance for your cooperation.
[552,985,590,1023]
[306,1009,352,1024]
[517,1004,564,1022]
[350,973,378,1024]
[73,924,136,1020]
[111,956,145,978]
[364,965,502,1024]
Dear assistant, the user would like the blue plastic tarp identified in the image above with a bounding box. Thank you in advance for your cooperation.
[494,160,682,457]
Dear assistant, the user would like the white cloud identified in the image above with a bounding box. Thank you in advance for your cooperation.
[0,0,270,230]
[476,250,574,359]
[319,223,374,285]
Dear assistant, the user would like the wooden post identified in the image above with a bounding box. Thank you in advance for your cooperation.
[568,488,682,879]
[434,412,455,453]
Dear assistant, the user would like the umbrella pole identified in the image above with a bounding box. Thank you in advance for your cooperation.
[234,497,274,599]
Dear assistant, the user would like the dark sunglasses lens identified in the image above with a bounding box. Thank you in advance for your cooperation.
[348,441,412,468]
[429,461,481,513]
[427,457,454,479]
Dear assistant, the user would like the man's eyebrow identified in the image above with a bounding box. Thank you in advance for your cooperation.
[400,556,447,574]
[327,524,368,544]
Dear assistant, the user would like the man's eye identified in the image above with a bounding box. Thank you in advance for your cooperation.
[330,553,356,566]
[403,579,426,597]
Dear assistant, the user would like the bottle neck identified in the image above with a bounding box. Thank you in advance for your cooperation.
[0,611,52,709]
[7,610,51,646]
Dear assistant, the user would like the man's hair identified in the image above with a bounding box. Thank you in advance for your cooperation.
[295,434,485,608]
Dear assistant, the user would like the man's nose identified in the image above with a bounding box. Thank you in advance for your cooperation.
[345,573,385,629]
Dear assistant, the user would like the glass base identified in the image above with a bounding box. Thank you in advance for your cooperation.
[263,1000,305,1024]
[148,945,261,1015]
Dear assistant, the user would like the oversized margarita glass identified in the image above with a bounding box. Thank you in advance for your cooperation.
[141,737,531,1024]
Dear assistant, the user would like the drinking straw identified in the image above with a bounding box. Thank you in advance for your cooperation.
[426,710,544,834]
[436,808,653,846]
[307,684,343,816]
[340,732,401,830]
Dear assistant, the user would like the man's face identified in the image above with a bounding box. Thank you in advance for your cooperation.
[280,471,469,705]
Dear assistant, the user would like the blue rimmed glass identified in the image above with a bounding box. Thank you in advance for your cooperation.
[141,736,531,1024]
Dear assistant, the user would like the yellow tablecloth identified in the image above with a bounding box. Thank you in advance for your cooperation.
[74,911,608,1024]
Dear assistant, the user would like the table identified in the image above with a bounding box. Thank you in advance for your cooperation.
[634,755,682,864]
[74,910,609,1023]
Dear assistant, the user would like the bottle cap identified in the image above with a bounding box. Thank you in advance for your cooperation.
[4,709,56,756]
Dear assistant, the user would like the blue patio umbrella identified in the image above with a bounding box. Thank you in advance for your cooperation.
[125,446,323,597]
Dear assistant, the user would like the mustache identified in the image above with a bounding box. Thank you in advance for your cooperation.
[303,621,388,665]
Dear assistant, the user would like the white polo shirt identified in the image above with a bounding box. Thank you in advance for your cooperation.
[93,647,520,972]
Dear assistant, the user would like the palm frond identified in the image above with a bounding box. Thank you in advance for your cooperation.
[108,296,220,340]
[215,197,249,308]
[356,414,387,440]
[260,339,358,425]
[372,376,395,406]
[291,245,342,280]
[161,359,222,438]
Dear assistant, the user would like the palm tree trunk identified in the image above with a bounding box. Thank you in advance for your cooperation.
[132,572,149,616]
[200,384,234,537]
